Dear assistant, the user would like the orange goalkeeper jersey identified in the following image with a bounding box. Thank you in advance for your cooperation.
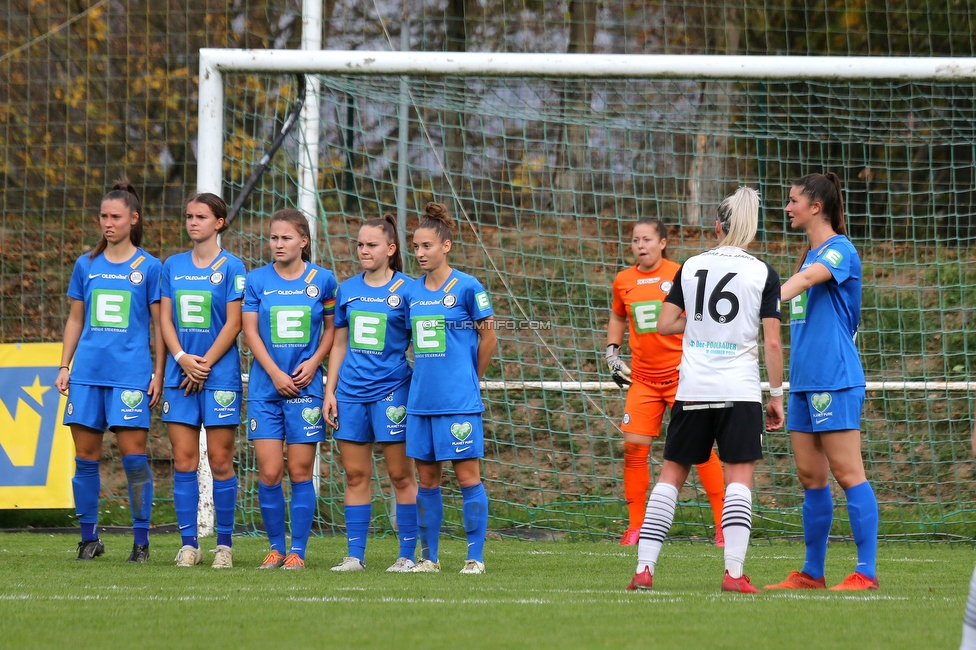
[610,260,683,382]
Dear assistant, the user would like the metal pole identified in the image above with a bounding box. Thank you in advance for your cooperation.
[299,0,323,263]
[195,58,224,537]
[301,0,324,497]
[396,20,411,267]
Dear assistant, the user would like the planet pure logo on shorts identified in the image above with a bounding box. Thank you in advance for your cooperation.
[302,407,322,426]
[622,413,631,425]
[811,392,832,413]
[121,390,144,409]
[213,391,237,408]
[812,392,835,425]
[386,405,406,425]
[823,249,844,268]
[451,421,473,441]
[162,400,170,414]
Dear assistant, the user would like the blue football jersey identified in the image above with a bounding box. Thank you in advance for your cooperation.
[66,248,162,389]
[405,269,493,415]
[334,271,413,402]
[242,262,337,400]
[787,234,866,391]
[161,250,247,390]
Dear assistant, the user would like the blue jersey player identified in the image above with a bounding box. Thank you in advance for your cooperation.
[56,180,165,563]
[766,172,879,592]
[405,203,497,575]
[242,209,336,570]
[324,214,418,573]
[160,193,246,569]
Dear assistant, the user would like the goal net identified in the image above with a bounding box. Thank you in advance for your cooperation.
[202,51,976,542]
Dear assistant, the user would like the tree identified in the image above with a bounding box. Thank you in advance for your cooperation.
[553,0,598,217]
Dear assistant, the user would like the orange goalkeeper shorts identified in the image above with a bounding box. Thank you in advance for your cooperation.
[621,377,678,437]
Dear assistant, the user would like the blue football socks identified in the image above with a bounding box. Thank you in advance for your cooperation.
[461,483,488,563]
[73,457,101,541]
[845,481,879,579]
[258,481,287,554]
[173,470,199,548]
[396,502,419,561]
[344,504,371,562]
[801,485,833,579]
[288,479,316,560]
[212,475,237,548]
[122,454,152,547]
[417,487,444,563]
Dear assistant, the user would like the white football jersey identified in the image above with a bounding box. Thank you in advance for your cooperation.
[665,246,781,402]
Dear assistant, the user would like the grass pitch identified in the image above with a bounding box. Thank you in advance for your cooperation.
[0,533,969,649]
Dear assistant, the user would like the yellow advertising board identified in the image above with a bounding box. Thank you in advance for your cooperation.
[0,343,74,509]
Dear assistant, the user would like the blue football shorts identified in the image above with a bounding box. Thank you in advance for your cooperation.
[247,395,325,444]
[64,383,151,431]
[406,413,484,462]
[162,387,242,428]
[787,387,865,433]
[333,383,409,444]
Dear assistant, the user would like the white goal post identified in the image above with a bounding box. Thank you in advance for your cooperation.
[193,50,976,534]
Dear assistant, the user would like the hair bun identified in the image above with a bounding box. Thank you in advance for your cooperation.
[112,178,138,198]
[382,212,398,228]
[424,202,448,221]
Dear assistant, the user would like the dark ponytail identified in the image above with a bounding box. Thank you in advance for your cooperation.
[362,213,402,273]
[270,208,312,262]
[792,172,847,273]
[416,202,455,243]
[634,217,669,259]
[91,178,143,259]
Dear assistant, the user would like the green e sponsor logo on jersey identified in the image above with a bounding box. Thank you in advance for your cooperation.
[350,310,387,351]
[790,291,807,321]
[91,289,131,328]
[234,275,246,293]
[271,305,311,344]
[632,300,663,333]
[475,291,491,311]
[412,315,446,353]
[823,249,844,268]
[176,290,212,328]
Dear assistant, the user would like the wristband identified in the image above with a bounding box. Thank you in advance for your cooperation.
[173,350,186,363]
[768,386,783,397]
[59,365,70,370]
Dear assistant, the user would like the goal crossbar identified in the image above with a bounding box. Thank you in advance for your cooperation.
[196,50,976,195]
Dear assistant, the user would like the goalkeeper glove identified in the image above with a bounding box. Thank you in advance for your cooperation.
[605,344,632,388]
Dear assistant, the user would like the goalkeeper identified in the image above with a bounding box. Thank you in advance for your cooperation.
[605,217,725,546]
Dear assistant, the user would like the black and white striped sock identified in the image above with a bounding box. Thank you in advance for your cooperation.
[636,483,678,574]
[722,482,753,579]
[961,564,976,650]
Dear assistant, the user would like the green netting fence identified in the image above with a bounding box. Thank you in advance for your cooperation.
[212,70,976,542]
[2,1,976,542]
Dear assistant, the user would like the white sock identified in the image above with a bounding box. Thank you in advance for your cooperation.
[636,482,678,574]
[722,482,753,579]
[961,565,976,650]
